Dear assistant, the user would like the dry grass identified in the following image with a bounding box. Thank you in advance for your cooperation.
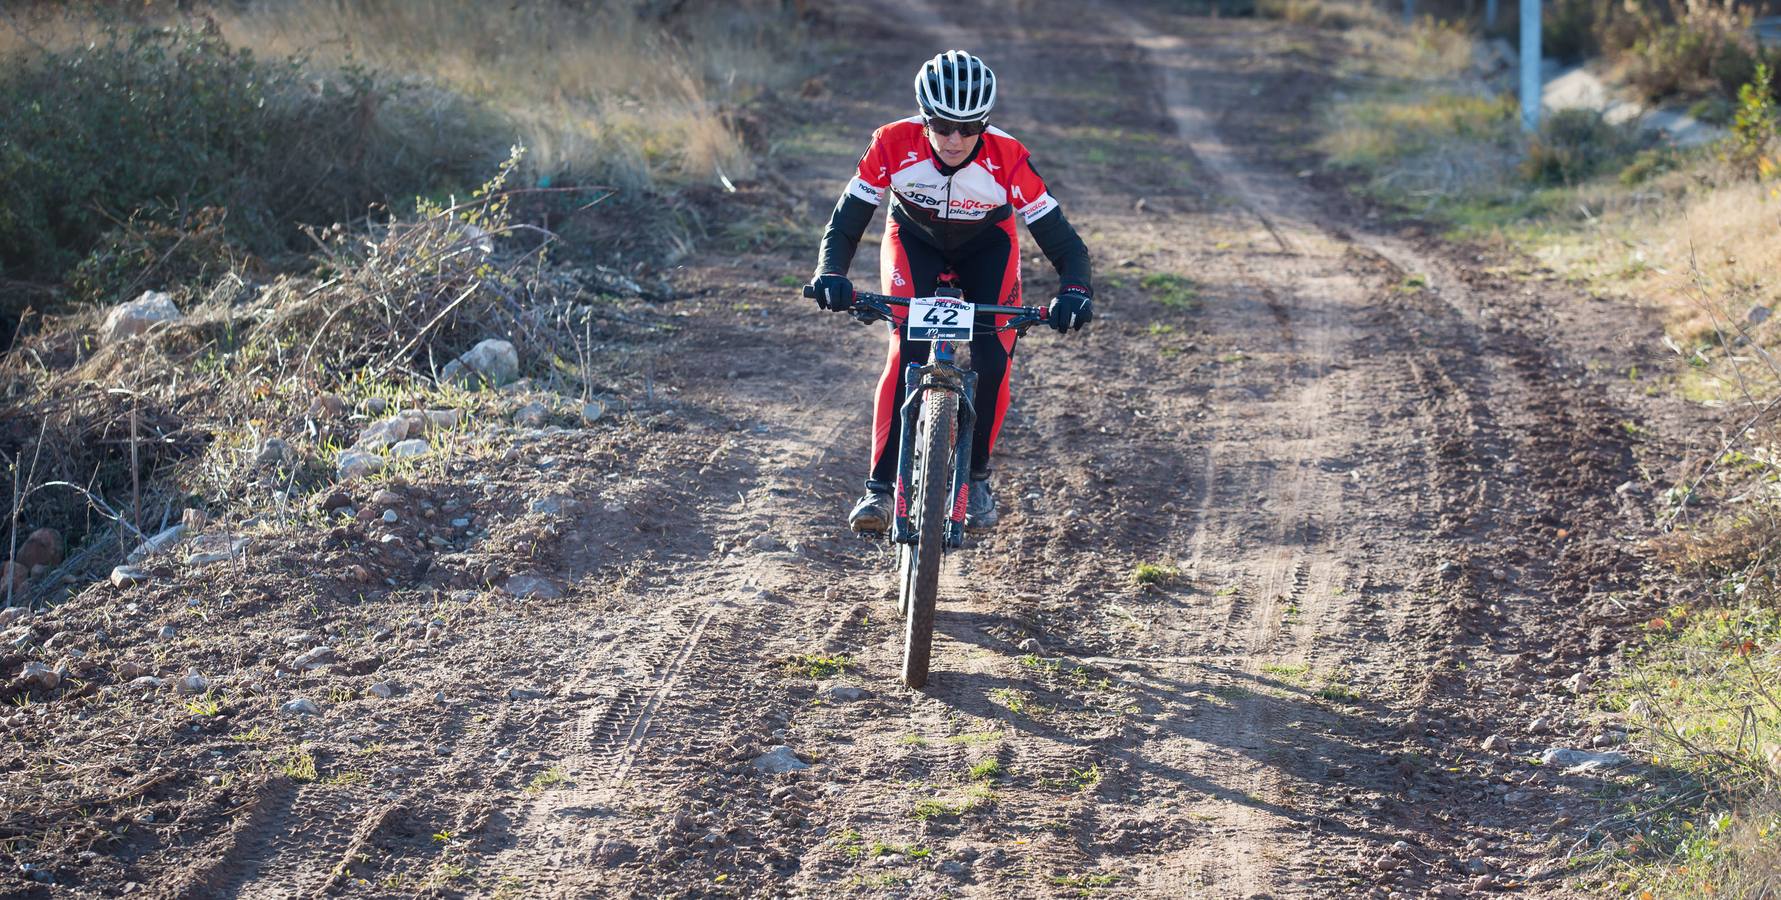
[0,0,800,188]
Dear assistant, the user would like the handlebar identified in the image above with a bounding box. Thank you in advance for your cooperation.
[801,284,1049,331]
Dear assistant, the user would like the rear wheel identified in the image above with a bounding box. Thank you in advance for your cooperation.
[901,389,957,689]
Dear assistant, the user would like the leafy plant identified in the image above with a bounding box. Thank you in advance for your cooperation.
[1729,62,1780,177]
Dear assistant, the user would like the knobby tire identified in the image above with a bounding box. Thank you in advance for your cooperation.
[901,389,957,689]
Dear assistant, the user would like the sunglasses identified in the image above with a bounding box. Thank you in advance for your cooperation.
[924,117,987,137]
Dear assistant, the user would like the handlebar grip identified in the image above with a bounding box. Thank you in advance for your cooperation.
[802,283,816,299]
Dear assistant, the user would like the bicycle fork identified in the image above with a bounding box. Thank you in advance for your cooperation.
[891,362,978,550]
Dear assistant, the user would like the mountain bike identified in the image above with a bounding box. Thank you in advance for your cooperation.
[804,283,1048,688]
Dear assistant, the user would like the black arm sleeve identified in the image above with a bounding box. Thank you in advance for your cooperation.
[1027,206,1093,296]
[815,193,877,277]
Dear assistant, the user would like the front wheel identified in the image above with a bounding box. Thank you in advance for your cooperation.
[901,389,957,689]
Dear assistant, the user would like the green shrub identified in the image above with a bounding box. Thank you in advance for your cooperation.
[0,22,500,286]
[1620,2,1764,102]
[1520,108,1643,185]
[1728,62,1780,177]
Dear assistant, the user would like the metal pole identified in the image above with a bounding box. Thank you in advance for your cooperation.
[1486,0,1498,27]
[1519,0,1540,131]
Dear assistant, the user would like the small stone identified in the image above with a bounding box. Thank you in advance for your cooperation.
[512,402,549,428]
[317,491,353,512]
[1463,858,1490,875]
[508,687,547,701]
[1566,672,1592,693]
[157,625,177,640]
[1481,734,1507,752]
[819,683,871,703]
[424,409,463,430]
[368,682,394,699]
[18,661,60,690]
[175,670,208,695]
[451,517,471,528]
[502,574,560,599]
[116,660,147,680]
[1017,638,1044,653]
[1541,747,1631,769]
[1749,305,1771,325]
[381,509,400,524]
[281,697,320,716]
[936,859,968,880]
[128,676,166,690]
[291,646,337,670]
[528,495,569,516]
[111,566,151,589]
[746,533,784,553]
[580,400,606,424]
[255,437,294,469]
[1528,715,1552,733]
[751,745,811,774]
[362,396,389,415]
[336,449,386,481]
[307,393,347,419]
[1594,730,1628,747]
[390,438,431,460]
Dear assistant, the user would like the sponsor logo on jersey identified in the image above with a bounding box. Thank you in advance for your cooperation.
[891,266,907,287]
[982,158,999,172]
[900,150,920,168]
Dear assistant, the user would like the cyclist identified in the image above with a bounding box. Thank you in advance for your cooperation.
[809,50,1094,534]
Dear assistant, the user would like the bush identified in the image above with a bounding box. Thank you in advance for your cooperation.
[1619,0,1766,101]
[1728,62,1780,177]
[1520,108,1644,184]
[0,22,501,286]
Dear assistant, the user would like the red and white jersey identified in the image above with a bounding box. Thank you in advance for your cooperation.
[845,117,1059,251]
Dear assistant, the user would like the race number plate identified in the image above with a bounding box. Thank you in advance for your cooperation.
[906,296,974,342]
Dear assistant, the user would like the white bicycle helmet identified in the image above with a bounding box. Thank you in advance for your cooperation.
[914,50,997,123]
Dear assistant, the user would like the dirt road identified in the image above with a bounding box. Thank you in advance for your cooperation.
[1,1,1681,897]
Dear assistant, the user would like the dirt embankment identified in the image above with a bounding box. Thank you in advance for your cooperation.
[0,0,1689,897]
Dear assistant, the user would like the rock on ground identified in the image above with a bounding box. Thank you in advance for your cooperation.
[16,528,64,569]
[751,745,811,774]
[101,291,181,343]
[440,339,520,388]
[337,450,386,481]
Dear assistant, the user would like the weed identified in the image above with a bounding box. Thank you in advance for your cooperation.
[1131,561,1178,586]
[1315,681,1363,703]
[1261,662,1311,681]
[1140,273,1201,310]
[899,733,927,747]
[989,687,1043,718]
[281,745,319,783]
[525,767,571,795]
[912,783,994,821]
[1070,764,1104,790]
[785,653,850,679]
[943,730,1002,746]
[182,694,223,717]
[968,759,1005,781]
[1051,871,1123,894]
[230,726,269,743]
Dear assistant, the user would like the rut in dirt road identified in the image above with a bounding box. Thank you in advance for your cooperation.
[150,2,1661,897]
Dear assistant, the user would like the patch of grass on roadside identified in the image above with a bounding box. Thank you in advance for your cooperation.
[784,653,851,679]
[943,730,1002,746]
[281,745,319,783]
[524,767,571,795]
[988,687,1044,719]
[1131,561,1178,586]
[1260,662,1310,682]
[967,759,1005,781]
[1140,273,1201,310]
[1051,870,1123,895]
[911,783,995,821]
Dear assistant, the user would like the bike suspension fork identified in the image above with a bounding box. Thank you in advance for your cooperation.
[891,361,923,545]
[946,370,979,549]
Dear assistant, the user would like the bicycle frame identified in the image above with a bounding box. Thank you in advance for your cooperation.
[828,286,1046,550]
